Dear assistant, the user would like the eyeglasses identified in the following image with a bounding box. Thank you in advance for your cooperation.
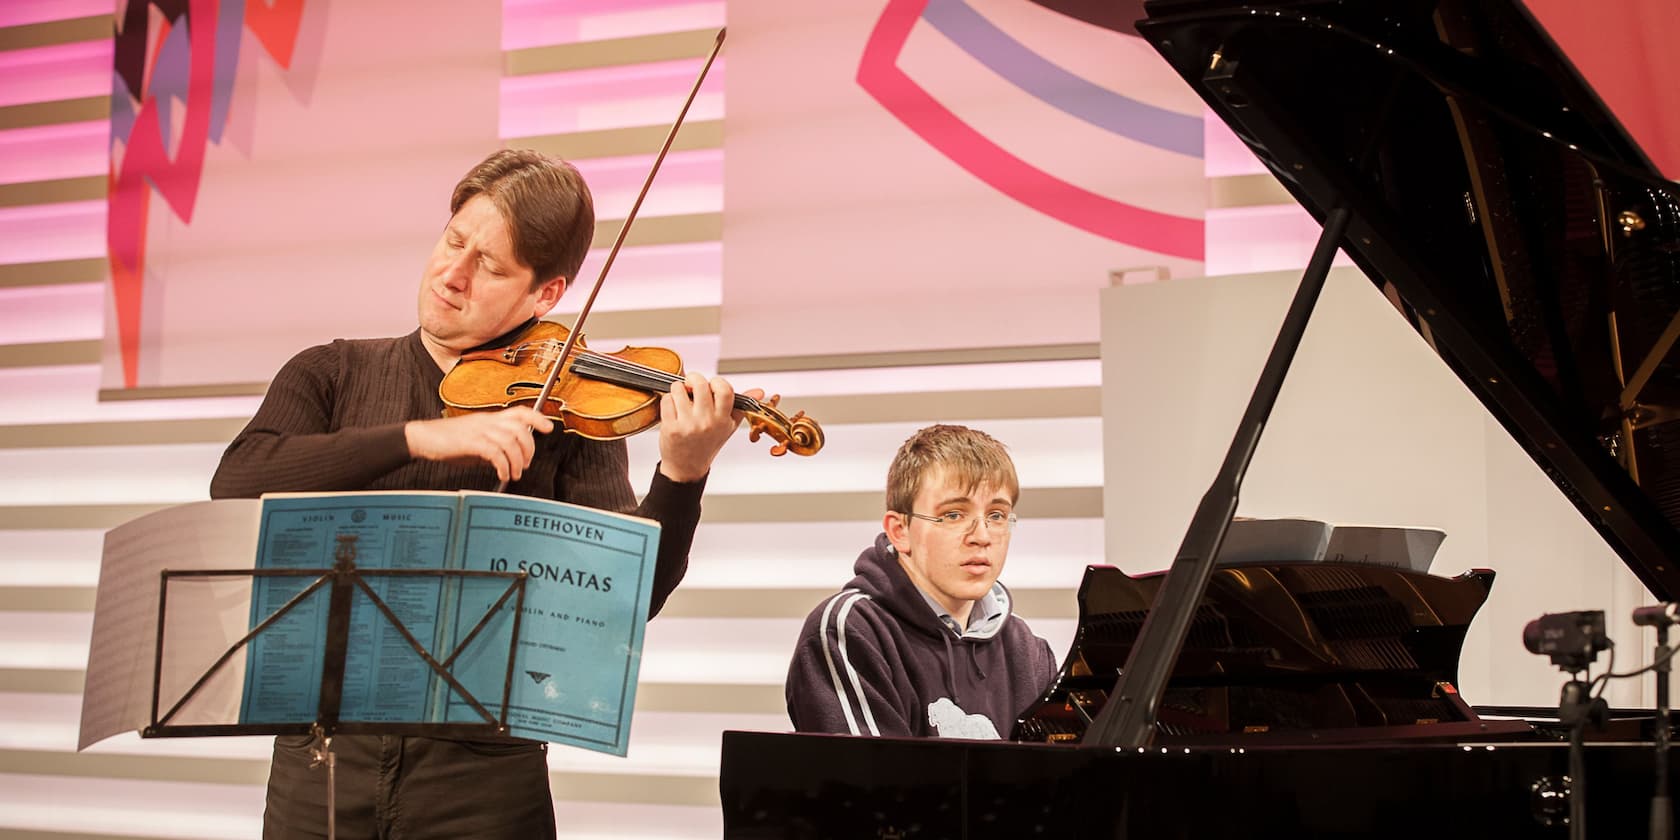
[902,510,1018,534]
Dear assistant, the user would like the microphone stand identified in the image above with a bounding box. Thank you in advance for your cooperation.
[1559,674,1599,840]
[1655,623,1672,840]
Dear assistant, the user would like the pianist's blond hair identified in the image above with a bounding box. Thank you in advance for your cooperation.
[886,424,1020,514]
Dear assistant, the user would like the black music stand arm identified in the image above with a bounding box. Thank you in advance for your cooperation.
[1084,204,1353,748]
[315,534,358,732]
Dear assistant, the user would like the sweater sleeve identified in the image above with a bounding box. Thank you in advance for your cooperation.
[554,437,704,619]
[210,344,412,499]
[785,596,917,737]
[1038,637,1057,686]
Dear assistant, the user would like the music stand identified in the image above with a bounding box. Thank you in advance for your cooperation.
[141,532,530,839]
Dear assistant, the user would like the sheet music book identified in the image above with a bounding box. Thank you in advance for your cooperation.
[241,490,661,756]
[77,493,659,756]
[80,499,262,751]
[1216,517,1445,573]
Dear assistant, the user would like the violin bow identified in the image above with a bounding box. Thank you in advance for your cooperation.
[496,27,727,493]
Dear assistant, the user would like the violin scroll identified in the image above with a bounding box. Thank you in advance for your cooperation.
[744,394,824,457]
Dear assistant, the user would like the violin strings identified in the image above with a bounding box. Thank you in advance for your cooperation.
[487,337,767,413]
[570,351,765,413]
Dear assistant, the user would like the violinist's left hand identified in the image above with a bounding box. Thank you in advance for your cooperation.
[658,372,761,483]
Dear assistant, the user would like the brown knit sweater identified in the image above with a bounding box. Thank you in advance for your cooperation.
[209,327,703,617]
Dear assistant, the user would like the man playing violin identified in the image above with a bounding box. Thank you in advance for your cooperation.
[784,424,1057,739]
[211,148,753,839]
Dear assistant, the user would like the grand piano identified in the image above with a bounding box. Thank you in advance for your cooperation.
[719,0,1680,836]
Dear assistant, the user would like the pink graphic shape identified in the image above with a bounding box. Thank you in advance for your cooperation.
[109,0,220,388]
[246,0,307,69]
[856,0,1203,260]
[108,0,310,388]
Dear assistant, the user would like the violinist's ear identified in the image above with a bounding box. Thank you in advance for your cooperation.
[531,276,567,316]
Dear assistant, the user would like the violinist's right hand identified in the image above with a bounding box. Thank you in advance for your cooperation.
[405,406,555,483]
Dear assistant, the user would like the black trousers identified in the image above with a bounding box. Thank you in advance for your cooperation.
[262,734,557,839]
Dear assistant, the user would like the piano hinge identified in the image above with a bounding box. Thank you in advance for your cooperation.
[1624,402,1680,431]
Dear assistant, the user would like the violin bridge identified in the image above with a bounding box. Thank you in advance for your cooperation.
[535,339,563,375]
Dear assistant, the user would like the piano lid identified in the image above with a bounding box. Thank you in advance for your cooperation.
[1134,0,1680,600]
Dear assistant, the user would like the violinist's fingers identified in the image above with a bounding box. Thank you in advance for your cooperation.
[656,372,737,483]
[503,405,556,436]
[478,408,538,483]
[659,389,678,430]
[665,376,693,420]
[509,418,539,475]
[500,437,523,483]
[686,372,717,419]
[481,440,511,483]
[483,427,517,483]
[707,376,736,418]
[406,407,547,484]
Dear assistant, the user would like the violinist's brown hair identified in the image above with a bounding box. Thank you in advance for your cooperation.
[886,424,1019,514]
[450,149,595,290]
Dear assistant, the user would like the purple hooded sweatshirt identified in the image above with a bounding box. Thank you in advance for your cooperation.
[785,533,1058,738]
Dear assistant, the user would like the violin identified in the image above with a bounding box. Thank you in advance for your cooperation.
[439,28,819,490]
[438,319,824,457]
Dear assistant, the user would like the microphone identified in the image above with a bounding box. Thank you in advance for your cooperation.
[1633,603,1680,627]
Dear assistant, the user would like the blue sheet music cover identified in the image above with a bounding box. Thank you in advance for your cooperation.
[440,492,659,756]
[240,493,462,726]
[238,491,660,756]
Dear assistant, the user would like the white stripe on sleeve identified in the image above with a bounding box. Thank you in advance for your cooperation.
[818,589,867,735]
[834,593,881,736]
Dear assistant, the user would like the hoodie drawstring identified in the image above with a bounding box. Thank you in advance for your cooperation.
[939,632,959,701]
[938,633,991,707]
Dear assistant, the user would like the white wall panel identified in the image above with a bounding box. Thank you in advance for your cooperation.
[0,773,264,839]
[0,530,104,586]
[0,444,222,505]
[0,365,262,423]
